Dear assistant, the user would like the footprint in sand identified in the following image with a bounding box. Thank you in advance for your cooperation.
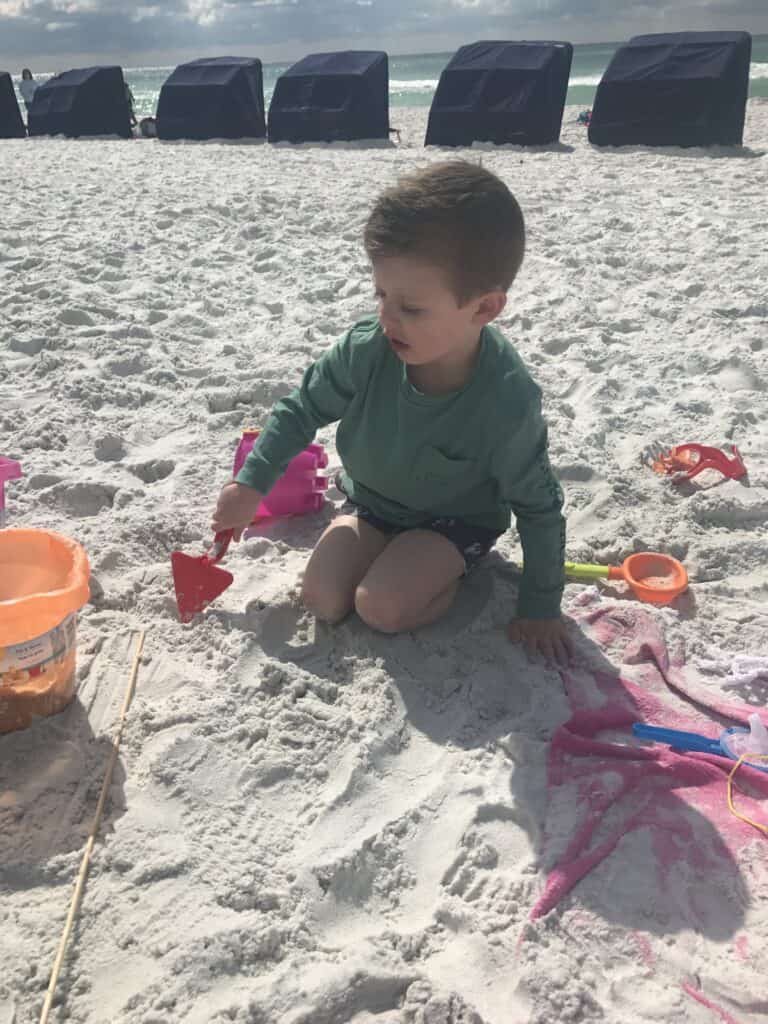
[41,481,118,517]
[58,307,94,326]
[9,336,46,355]
[104,352,150,377]
[94,433,126,461]
[128,458,175,484]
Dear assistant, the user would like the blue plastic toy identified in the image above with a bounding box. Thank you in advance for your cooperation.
[633,722,768,773]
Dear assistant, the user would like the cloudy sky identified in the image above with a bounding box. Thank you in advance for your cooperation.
[3,0,766,70]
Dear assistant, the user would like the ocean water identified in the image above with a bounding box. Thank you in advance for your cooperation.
[14,36,768,121]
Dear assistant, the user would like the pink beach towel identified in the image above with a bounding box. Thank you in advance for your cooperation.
[531,597,768,1019]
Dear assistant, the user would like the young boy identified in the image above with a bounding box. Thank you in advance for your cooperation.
[212,161,571,663]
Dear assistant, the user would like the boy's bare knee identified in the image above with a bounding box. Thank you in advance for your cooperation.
[301,579,351,624]
[354,585,404,634]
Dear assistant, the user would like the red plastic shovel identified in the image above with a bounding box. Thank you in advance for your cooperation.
[171,530,234,623]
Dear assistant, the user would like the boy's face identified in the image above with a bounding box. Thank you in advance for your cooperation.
[372,256,504,368]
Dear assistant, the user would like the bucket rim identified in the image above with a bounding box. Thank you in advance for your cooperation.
[0,528,91,644]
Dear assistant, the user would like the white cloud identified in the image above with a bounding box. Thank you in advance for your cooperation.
[131,4,159,19]
[50,0,100,11]
[2,0,766,65]
[0,0,28,16]
[184,0,218,25]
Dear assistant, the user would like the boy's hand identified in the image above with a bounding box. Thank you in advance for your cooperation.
[508,617,573,665]
[211,482,263,541]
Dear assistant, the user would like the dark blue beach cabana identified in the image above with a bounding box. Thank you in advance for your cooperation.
[589,31,752,147]
[0,72,25,138]
[156,57,265,141]
[28,66,132,138]
[425,40,573,147]
[268,50,389,143]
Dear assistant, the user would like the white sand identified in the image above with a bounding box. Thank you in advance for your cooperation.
[1,103,767,1023]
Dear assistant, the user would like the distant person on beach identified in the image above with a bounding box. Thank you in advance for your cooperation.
[212,161,571,663]
[124,81,137,128]
[19,69,36,112]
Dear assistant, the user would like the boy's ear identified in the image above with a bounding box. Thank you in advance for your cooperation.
[473,291,507,324]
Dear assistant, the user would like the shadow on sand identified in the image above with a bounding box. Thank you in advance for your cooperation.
[215,542,749,944]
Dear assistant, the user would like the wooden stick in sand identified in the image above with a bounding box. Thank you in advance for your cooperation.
[39,629,146,1024]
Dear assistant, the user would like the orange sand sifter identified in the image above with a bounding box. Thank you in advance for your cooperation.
[565,552,688,604]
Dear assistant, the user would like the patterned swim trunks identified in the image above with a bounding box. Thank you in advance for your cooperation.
[337,498,503,573]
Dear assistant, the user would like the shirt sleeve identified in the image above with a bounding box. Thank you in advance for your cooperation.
[235,318,377,493]
[490,386,566,619]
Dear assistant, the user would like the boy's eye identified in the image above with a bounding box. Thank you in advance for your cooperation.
[373,291,422,316]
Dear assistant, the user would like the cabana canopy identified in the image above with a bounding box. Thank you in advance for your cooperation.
[157,57,265,141]
[28,66,132,138]
[268,50,389,143]
[425,40,573,147]
[589,31,752,147]
[0,72,25,138]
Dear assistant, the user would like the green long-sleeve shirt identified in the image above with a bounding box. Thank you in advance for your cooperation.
[236,315,565,618]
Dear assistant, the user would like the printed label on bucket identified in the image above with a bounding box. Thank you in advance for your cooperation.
[0,613,76,683]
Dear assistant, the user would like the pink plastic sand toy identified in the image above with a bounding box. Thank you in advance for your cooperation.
[232,429,328,520]
[0,457,22,529]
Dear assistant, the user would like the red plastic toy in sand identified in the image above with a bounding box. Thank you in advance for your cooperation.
[171,431,330,623]
[649,443,746,482]
[171,530,234,623]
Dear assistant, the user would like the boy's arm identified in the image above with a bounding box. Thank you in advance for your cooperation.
[236,318,376,494]
[490,391,566,621]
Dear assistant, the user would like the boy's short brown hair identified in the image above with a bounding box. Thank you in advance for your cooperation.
[363,160,525,305]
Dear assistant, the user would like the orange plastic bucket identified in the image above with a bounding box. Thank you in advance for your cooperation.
[0,529,90,734]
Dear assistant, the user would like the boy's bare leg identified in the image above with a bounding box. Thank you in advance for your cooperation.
[355,529,465,633]
[301,515,391,624]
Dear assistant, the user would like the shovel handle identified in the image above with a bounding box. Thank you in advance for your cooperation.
[208,529,233,564]
[564,561,612,582]
[632,723,722,755]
